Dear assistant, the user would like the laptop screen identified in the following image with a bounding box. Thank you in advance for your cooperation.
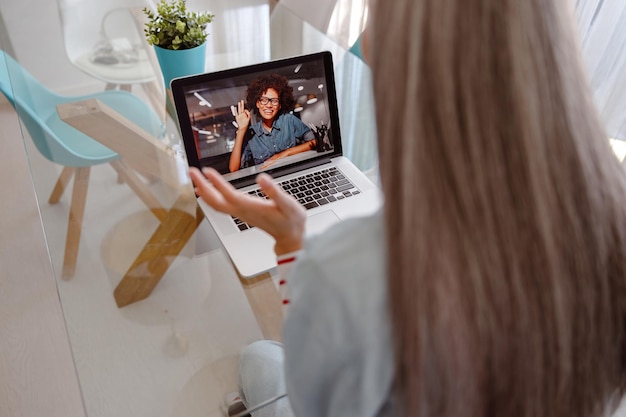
[171,51,342,187]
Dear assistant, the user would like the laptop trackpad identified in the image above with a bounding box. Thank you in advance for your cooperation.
[305,210,341,237]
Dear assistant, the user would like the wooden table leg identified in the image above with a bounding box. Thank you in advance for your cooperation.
[113,193,203,308]
[114,190,285,345]
[238,271,284,342]
[109,160,168,222]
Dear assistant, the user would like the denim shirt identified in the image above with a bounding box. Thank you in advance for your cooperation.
[240,113,315,168]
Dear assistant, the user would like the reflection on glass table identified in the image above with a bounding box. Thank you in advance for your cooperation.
[7,1,377,416]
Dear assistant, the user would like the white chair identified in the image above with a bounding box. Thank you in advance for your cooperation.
[56,0,164,114]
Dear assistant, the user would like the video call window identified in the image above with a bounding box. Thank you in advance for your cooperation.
[180,58,335,179]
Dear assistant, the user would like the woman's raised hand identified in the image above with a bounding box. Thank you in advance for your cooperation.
[235,99,251,131]
[189,167,306,255]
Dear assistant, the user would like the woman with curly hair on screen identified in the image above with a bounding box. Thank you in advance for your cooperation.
[229,73,316,172]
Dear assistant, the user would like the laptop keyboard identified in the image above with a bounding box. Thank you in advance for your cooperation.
[232,167,360,231]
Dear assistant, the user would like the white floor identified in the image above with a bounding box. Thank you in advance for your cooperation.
[0,100,87,417]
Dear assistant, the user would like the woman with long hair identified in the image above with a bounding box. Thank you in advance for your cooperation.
[372,0,626,415]
[190,0,626,416]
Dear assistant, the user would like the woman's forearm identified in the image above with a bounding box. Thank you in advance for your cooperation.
[284,140,317,157]
[229,129,248,172]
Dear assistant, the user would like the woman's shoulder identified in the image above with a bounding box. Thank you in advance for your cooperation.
[277,112,304,125]
[279,112,298,120]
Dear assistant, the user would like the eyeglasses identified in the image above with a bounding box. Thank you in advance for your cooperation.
[259,96,279,106]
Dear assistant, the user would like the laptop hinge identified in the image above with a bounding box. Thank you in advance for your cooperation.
[233,157,334,188]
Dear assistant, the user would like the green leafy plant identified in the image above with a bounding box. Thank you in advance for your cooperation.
[143,0,215,50]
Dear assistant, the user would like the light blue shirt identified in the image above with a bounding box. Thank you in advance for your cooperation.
[283,211,395,417]
[240,113,315,168]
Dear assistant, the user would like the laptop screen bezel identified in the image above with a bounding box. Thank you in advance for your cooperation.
[170,51,343,188]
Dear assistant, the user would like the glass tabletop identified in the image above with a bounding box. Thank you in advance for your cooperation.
[0,1,376,416]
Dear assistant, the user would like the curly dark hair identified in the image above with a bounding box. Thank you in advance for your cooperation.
[245,73,296,117]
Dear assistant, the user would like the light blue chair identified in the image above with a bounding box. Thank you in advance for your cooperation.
[0,50,167,278]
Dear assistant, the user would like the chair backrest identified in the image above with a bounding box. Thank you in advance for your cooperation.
[57,0,157,82]
[0,51,64,112]
[0,50,119,166]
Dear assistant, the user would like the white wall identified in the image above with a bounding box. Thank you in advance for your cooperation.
[0,0,271,94]
[0,0,98,93]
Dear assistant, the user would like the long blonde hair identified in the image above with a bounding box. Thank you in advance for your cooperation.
[369,0,626,416]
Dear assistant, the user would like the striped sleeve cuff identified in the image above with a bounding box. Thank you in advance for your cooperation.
[276,250,301,312]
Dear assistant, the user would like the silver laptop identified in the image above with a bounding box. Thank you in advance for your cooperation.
[171,51,381,278]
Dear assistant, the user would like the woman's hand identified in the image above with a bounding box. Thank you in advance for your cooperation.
[234,99,251,131]
[189,167,306,255]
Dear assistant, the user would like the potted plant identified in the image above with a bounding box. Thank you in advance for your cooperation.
[143,0,215,88]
